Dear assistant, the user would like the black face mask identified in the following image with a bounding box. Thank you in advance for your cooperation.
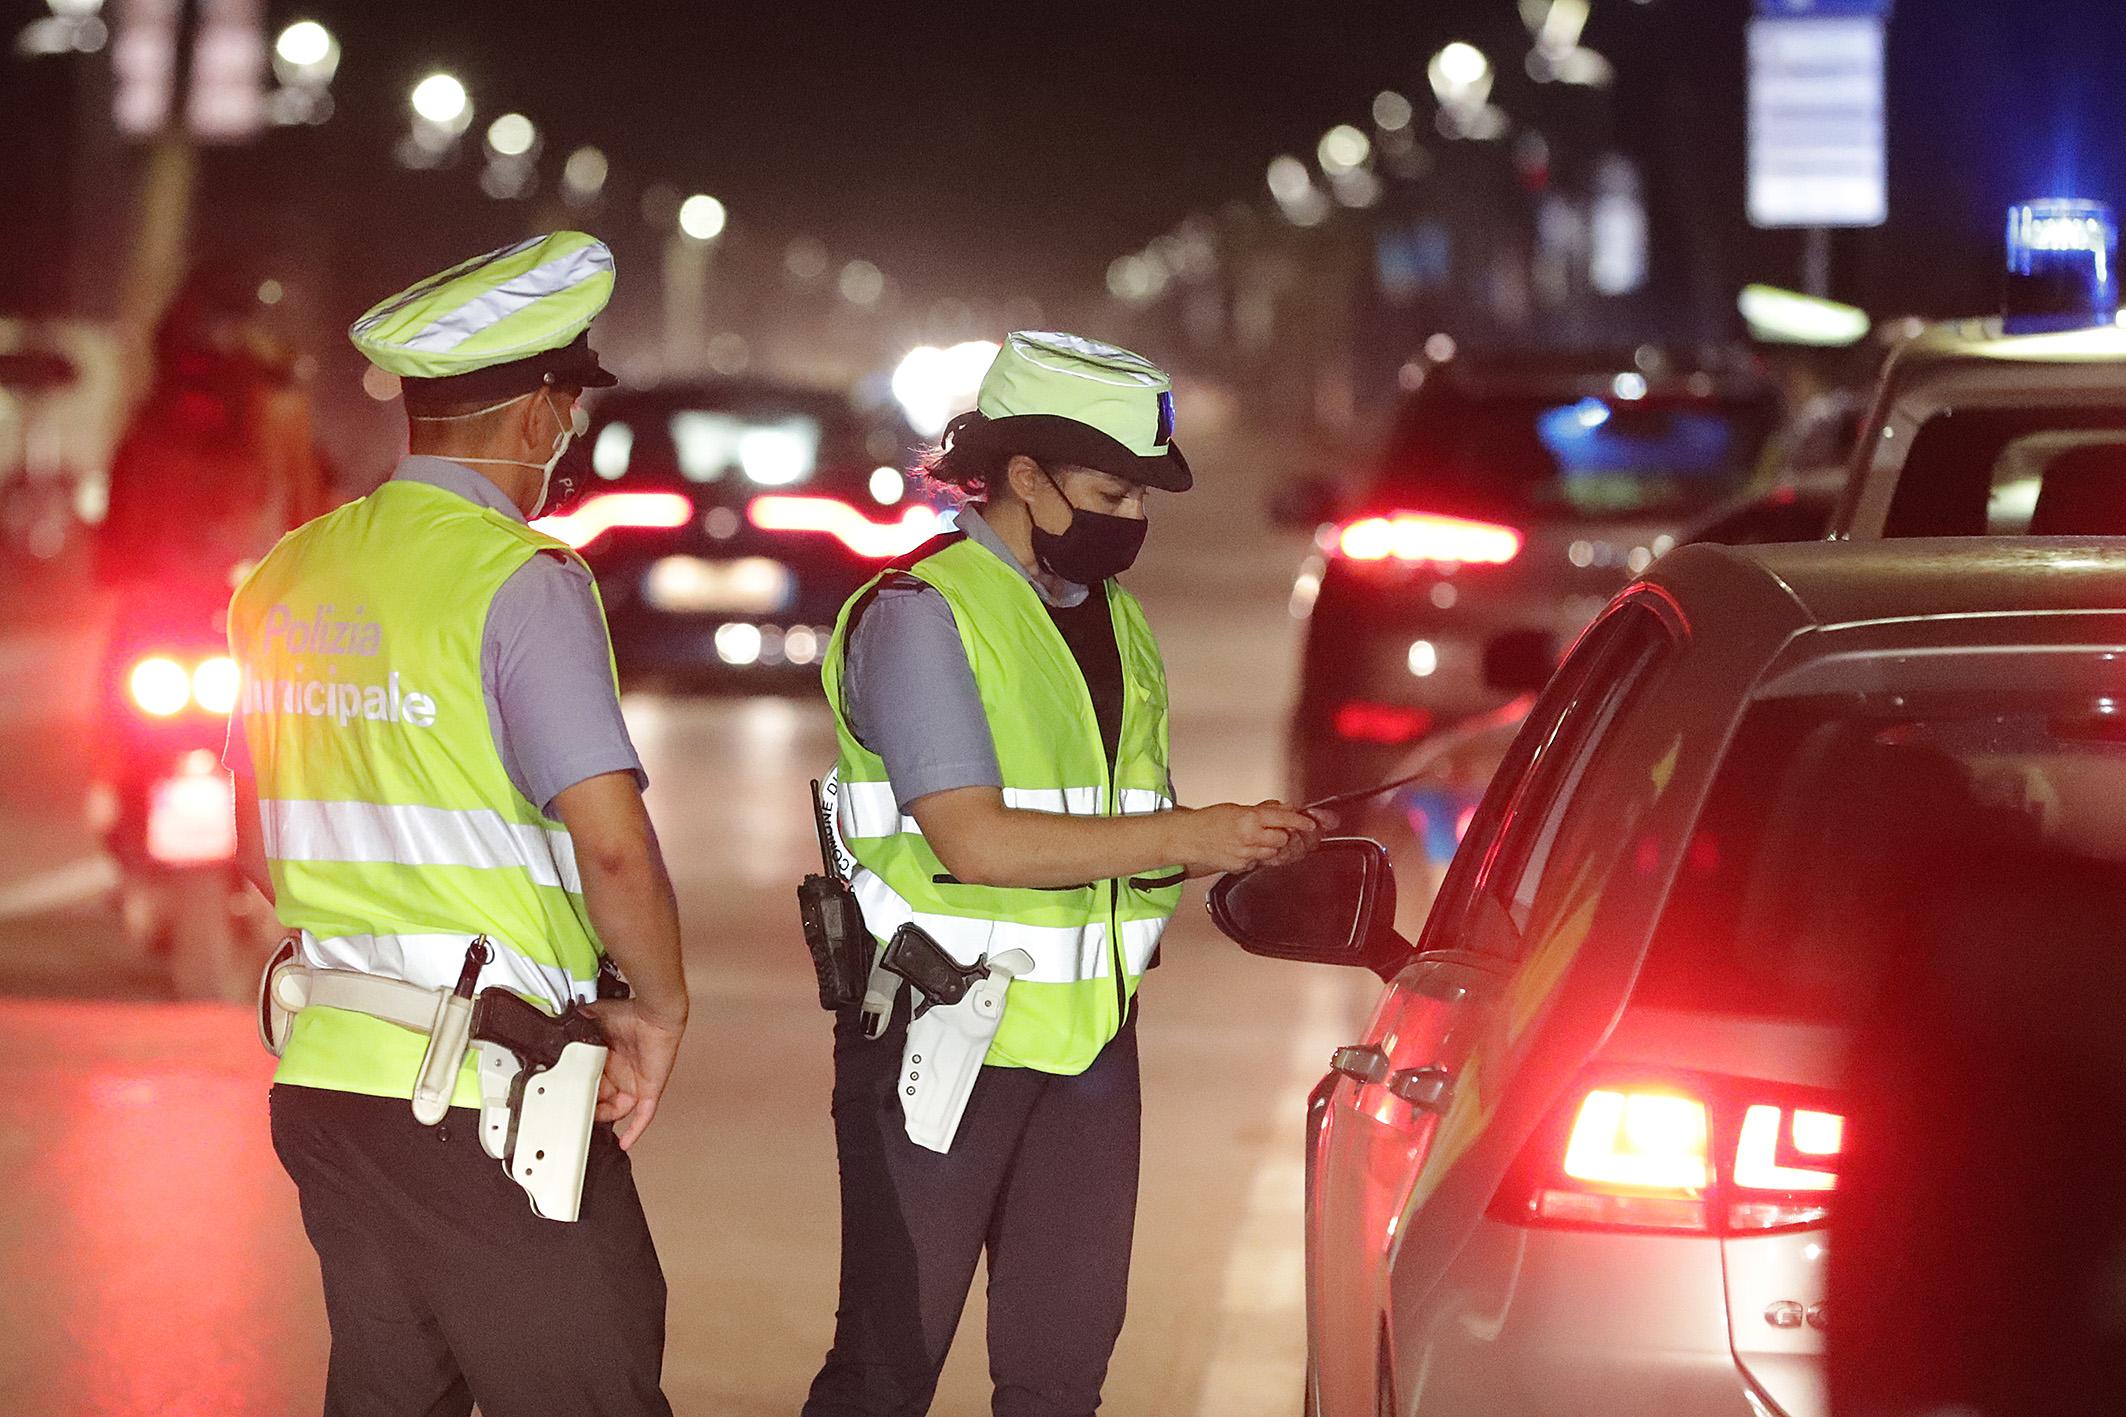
[1030,467,1148,584]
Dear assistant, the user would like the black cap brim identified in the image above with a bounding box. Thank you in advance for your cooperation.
[959,412,1193,492]
[402,331,615,411]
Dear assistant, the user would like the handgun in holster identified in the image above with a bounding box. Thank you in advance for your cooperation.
[879,921,1035,1155]
[798,777,877,1011]
[470,989,609,1224]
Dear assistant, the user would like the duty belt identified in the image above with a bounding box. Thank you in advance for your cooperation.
[258,934,609,1222]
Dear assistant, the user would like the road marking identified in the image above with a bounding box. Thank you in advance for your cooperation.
[1192,970,1348,1417]
[0,857,119,921]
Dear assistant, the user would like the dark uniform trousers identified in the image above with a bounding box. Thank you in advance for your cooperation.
[270,1083,674,1417]
[803,1004,1143,1417]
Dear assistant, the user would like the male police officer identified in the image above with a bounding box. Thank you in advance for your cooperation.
[225,232,686,1416]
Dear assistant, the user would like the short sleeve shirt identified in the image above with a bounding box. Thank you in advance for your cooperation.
[843,507,1125,810]
[225,457,646,815]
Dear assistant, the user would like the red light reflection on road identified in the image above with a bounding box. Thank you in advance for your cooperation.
[0,1001,323,1417]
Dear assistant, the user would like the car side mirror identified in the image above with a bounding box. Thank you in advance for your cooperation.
[1483,629,1558,696]
[1268,474,1344,530]
[1208,837,1407,979]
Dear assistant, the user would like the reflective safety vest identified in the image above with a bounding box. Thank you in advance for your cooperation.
[822,532,1183,1075]
[229,479,609,1105]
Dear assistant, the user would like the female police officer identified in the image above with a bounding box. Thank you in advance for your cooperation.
[804,332,1320,1416]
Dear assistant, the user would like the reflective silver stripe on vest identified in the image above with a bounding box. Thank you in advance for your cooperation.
[850,867,1116,985]
[297,929,592,1011]
[262,799,581,893]
[1117,788,1175,816]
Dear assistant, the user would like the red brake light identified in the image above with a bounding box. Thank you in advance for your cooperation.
[1333,700,1433,745]
[1498,1076,1845,1235]
[747,495,945,558]
[533,492,693,549]
[1335,511,1523,566]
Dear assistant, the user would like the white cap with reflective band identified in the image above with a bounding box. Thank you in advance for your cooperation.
[350,231,616,381]
[976,331,1175,458]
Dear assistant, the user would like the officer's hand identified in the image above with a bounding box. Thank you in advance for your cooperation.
[585,997,687,1151]
[1259,805,1330,871]
[1178,801,1324,877]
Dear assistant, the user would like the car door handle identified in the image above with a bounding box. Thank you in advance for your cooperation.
[1330,1044,1389,1085]
[1385,1065,1454,1113]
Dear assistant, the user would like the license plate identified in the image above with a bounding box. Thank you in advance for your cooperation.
[642,555,792,614]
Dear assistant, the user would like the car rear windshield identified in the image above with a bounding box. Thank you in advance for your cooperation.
[1371,388,1776,523]
[1881,405,2126,537]
[583,394,908,504]
[1633,691,2126,1026]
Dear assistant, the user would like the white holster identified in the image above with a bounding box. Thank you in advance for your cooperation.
[259,936,606,1222]
[898,947,1035,1154]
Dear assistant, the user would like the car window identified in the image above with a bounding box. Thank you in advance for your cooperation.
[1423,604,1671,958]
[1374,388,1776,524]
[1635,690,2126,1025]
[1881,406,2126,537]
[1687,493,1835,548]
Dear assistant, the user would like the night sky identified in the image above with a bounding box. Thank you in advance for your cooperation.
[5,0,2126,323]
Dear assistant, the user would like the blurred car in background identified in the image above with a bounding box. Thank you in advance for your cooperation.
[538,379,939,685]
[1349,470,1844,940]
[1217,535,2126,1417]
[1285,348,1780,803]
[1834,199,2126,542]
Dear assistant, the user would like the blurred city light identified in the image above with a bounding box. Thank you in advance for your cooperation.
[1433,42,1491,93]
[1332,169,1384,209]
[1372,90,1414,132]
[273,20,330,70]
[15,0,105,57]
[1317,124,1371,175]
[486,112,536,157]
[1106,254,1165,305]
[839,260,885,307]
[784,237,831,282]
[869,466,905,505]
[1267,155,1311,204]
[410,73,469,126]
[678,193,727,241]
[562,145,608,204]
[891,339,998,436]
[1738,284,1871,346]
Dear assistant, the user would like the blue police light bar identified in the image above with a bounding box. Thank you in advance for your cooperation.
[2004,198,2119,333]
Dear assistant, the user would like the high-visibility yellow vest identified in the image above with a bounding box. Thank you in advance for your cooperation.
[822,533,1183,1075]
[229,479,609,1104]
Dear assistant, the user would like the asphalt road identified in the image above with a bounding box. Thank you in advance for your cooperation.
[0,408,1381,1416]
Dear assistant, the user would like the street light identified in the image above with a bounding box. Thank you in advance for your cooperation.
[486,112,536,157]
[410,72,469,127]
[1429,43,1508,140]
[678,193,727,242]
[562,145,609,206]
[1317,124,1371,175]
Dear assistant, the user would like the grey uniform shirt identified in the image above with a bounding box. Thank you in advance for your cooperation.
[843,508,1087,810]
[224,456,647,814]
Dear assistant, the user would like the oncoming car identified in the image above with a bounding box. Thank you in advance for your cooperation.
[1287,350,1778,803]
[1215,536,2126,1417]
[535,379,937,684]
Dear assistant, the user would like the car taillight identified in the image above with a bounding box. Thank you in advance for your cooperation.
[191,656,240,715]
[146,751,237,865]
[1333,700,1433,744]
[747,495,945,558]
[129,656,192,717]
[1496,1075,1845,1235]
[1333,511,1523,566]
[533,492,693,549]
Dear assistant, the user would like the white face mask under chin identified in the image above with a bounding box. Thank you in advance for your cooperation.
[413,390,588,510]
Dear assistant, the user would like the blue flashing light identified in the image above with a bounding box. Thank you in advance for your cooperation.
[2004,198,2119,333]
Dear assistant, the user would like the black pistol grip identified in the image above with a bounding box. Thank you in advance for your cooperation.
[881,923,983,1008]
[472,989,598,1072]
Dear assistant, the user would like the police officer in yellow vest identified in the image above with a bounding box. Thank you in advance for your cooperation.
[804,332,1322,1416]
[225,233,686,1416]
